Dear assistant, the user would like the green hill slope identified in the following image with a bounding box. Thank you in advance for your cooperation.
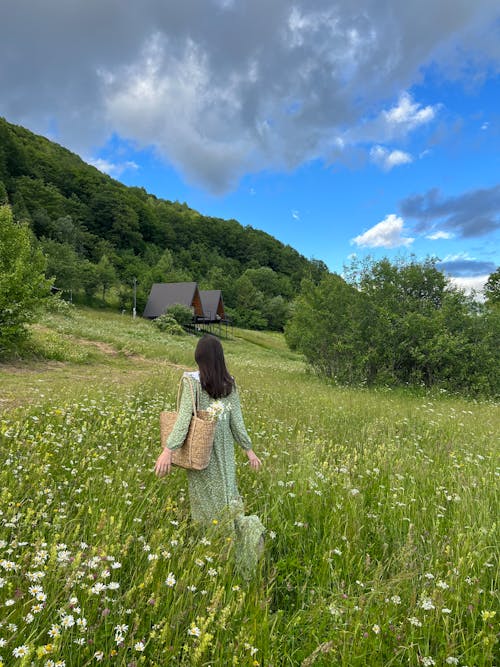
[0,117,328,328]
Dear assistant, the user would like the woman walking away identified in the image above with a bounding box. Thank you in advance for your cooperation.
[154,334,265,579]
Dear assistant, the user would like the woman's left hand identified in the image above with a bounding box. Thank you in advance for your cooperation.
[246,449,262,471]
[155,448,173,477]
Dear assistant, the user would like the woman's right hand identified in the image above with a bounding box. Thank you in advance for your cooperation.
[246,449,262,471]
[155,448,173,477]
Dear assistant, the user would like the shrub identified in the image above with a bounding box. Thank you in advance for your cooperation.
[0,205,52,355]
[152,313,186,335]
[165,303,195,327]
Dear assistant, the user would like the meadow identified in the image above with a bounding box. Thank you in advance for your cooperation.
[0,308,498,666]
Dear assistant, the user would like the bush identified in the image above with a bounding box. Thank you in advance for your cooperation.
[44,294,76,317]
[0,205,52,355]
[152,313,186,335]
[165,303,195,327]
[285,257,500,396]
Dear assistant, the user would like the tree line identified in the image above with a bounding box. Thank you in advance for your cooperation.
[285,257,499,396]
[0,117,328,330]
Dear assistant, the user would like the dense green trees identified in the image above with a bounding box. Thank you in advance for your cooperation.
[286,257,499,395]
[484,267,499,307]
[0,205,52,355]
[0,117,318,328]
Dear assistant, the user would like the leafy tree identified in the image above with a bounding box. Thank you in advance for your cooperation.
[41,238,81,292]
[80,260,100,298]
[96,255,117,301]
[484,267,499,307]
[285,274,365,382]
[263,295,290,331]
[0,205,52,354]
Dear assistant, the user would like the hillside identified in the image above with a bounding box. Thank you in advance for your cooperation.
[0,117,328,328]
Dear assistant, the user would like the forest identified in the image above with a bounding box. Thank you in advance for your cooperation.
[0,117,327,330]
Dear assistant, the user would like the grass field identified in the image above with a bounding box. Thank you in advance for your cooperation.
[0,308,498,666]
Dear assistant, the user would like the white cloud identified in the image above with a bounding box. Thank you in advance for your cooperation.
[370,145,413,170]
[292,210,300,220]
[448,275,489,297]
[87,157,139,177]
[351,214,415,248]
[383,92,436,130]
[426,230,454,240]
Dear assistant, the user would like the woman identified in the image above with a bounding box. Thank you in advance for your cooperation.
[154,334,265,578]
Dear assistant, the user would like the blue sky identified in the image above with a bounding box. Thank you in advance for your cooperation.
[1,1,498,292]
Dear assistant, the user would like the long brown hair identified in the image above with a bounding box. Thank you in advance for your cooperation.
[194,335,234,398]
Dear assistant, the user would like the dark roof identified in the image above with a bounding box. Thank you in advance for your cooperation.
[199,290,225,321]
[143,282,201,318]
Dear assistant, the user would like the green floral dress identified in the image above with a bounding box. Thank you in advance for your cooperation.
[166,371,265,578]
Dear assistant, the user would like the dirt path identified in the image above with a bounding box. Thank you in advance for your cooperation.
[0,340,192,412]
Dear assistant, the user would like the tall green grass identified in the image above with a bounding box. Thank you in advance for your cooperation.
[0,309,498,666]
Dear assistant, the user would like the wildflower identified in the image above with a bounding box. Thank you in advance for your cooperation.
[268,531,276,540]
[61,615,75,628]
[390,595,401,605]
[232,585,241,592]
[12,645,30,657]
[90,583,107,594]
[93,651,104,661]
[207,568,218,577]
[188,625,201,637]
[165,573,176,587]
[441,608,452,614]
[114,624,128,635]
[408,617,422,627]
[421,657,435,666]
[48,624,61,638]
[445,658,459,665]
[372,624,381,634]
[420,597,435,610]
[350,488,360,496]
[436,580,449,589]
[77,616,88,631]
[481,610,496,621]
[187,585,197,592]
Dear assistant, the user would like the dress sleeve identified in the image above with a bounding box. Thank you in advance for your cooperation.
[165,378,195,450]
[229,385,252,451]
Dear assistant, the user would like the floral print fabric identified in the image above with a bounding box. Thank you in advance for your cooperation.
[166,371,265,578]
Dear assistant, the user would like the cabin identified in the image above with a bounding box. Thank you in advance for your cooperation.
[199,290,226,323]
[143,282,203,319]
[143,282,232,336]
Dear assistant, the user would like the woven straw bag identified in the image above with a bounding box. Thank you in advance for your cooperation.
[160,376,216,470]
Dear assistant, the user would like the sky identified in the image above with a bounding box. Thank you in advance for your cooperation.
[1,0,498,293]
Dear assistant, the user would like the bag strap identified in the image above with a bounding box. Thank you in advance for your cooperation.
[176,375,198,416]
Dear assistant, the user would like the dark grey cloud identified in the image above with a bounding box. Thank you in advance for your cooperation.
[400,184,500,238]
[437,257,497,277]
[0,0,498,191]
